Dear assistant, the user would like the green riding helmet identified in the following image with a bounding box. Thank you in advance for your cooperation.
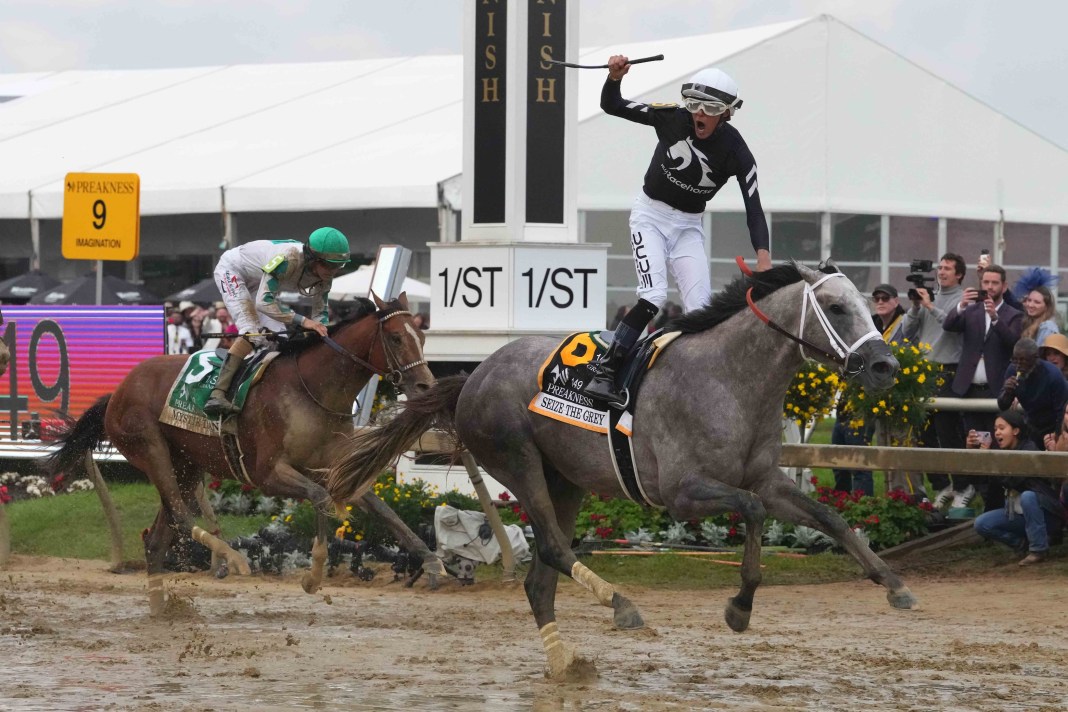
[307,227,351,265]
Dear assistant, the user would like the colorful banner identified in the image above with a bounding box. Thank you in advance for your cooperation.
[0,305,165,440]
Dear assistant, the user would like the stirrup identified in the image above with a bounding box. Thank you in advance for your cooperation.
[203,396,239,417]
[585,376,628,408]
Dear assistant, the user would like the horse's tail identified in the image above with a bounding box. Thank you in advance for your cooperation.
[39,394,111,488]
[327,374,468,507]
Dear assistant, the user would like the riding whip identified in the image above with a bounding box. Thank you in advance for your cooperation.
[544,53,664,69]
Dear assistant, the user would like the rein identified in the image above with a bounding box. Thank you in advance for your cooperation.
[294,308,427,415]
[743,269,881,376]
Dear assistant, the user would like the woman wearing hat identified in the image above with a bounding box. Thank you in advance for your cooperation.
[1039,332,1068,380]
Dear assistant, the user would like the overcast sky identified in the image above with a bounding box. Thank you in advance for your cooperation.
[2,0,1066,149]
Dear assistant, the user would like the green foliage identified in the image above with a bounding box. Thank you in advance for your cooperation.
[783,360,841,428]
[578,494,671,541]
[6,482,268,560]
[335,471,481,546]
[810,481,931,550]
[839,340,939,445]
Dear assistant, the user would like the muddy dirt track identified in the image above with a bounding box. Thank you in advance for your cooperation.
[1,555,1066,711]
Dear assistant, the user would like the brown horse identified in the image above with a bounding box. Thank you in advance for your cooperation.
[44,293,438,614]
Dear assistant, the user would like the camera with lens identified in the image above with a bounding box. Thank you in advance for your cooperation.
[905,259,935,301]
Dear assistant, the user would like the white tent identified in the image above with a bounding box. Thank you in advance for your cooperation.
[329,264,432,301]
[2,15,1067,225]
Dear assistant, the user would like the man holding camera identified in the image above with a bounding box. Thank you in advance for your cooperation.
[902,253,967,507]
[942,263,1024,509]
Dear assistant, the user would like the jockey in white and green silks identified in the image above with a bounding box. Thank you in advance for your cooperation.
[203,227,351,416]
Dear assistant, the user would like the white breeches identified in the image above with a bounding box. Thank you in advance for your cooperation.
[214,261,284,345]
[628,193,711,313]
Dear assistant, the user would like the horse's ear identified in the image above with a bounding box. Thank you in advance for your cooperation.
[397,291,409,310]
[795,262,821,283]
[371,290,387,310]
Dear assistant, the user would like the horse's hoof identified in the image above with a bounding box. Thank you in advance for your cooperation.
[426,573,440,591]
[546,645,598,682]
[227,553,252,576]
[887,587,917,609]
[148,590,166,618]
[423,558,448,578]
[611,592,645,630]
[724,597,752,632]
[214,561,230,580]
[301,573,323,594]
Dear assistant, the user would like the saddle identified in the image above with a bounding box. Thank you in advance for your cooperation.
[528,329,682,505]
[159,348,279,437]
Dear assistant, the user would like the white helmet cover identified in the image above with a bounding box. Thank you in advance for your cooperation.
[681,68,743,115]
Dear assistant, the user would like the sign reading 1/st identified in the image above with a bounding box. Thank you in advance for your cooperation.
[431,245,607,331]
[61,172,141,261]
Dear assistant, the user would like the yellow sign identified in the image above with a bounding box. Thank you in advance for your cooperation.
[62,172,141,261]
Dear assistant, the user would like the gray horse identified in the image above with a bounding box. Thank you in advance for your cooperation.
[328,262,916,679]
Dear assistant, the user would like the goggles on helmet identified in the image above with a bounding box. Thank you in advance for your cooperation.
[682,97,729,116]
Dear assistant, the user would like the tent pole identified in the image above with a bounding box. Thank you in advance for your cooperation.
[30,218,41,271]
[95,261,103,305]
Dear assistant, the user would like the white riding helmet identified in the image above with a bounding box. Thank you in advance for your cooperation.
[681,68,743,116]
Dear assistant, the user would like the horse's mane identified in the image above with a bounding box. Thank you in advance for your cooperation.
[665,261,840,334]
[277,298,378,356]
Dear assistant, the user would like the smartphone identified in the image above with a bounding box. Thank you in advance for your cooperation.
[979,248,990,268]
[977,289,988,301]
[977,431,992,446]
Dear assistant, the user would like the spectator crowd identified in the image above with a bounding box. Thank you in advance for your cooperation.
[830,252,1067,565]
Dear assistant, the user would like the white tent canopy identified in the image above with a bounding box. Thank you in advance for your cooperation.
[2,15,1067,225]
[329,264,431,302]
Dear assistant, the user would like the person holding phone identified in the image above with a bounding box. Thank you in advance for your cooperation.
[942,263,1023,509]
[997,338,1068,449]
[970,410,1064,565]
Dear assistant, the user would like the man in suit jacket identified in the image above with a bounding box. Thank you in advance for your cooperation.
[942,263,1023,508]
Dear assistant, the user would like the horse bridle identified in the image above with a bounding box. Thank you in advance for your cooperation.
[320,308,428,386]
[744,271,882,377]
[294,308,427,416]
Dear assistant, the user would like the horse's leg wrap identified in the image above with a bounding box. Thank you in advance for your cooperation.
[192,526,251,575]
[571,562,615,605]
[540,622,575,680]
[301,537,328,594]
[147,573,166,617]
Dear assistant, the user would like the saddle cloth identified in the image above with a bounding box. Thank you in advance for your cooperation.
[527,330,681,504]
[159,349,278,436]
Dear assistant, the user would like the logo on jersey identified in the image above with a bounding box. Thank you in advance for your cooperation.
[664,139,716,191]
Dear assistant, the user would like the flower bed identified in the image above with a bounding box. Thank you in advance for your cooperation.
[1,471,94,503]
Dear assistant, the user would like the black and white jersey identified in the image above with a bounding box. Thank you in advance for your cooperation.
[601,77,770,252]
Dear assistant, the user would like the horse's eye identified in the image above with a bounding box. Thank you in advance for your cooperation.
[828,304,845,315]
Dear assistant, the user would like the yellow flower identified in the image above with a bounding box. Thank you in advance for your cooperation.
[902,405,909,412]
[872,406,880,414]
[917,374,926,384]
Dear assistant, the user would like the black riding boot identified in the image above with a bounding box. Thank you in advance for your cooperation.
[203,352,244,417]
[584,298,659,407]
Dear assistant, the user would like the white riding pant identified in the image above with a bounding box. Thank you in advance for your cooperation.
[214,261,284,347]
[628,193,711,313]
